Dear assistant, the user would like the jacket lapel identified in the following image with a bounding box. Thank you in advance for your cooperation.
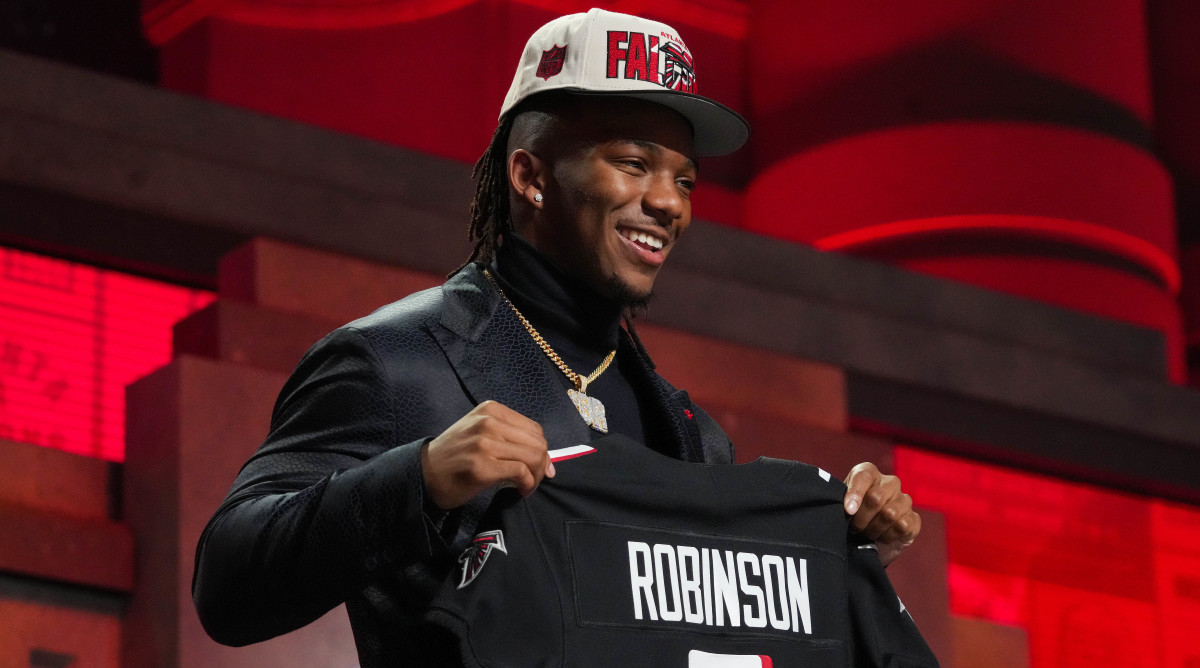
[428,265,592,449]
[617,332,705,462]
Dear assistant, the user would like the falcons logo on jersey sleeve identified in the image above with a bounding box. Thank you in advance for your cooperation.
[457,530,507,589]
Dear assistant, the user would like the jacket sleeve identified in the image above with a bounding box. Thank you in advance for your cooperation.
[191,326,452,646]
[689,400,736,464]
[847,539,942,668]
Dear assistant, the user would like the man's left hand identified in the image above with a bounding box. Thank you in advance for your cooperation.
[843,463,920,567]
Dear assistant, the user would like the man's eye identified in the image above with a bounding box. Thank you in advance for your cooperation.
[677,179,695,191]
[618,159,645,170]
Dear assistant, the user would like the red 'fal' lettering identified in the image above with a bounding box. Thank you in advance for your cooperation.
[607,31,628,78]
[648,35,660,84]
[625,32,648,80]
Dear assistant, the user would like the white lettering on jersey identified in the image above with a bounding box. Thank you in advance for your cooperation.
[738,552,766,628]
[626,542,813,634]
[654,544,684,621]
[712,549,740,627]
[786,555,813,634]
[679,546,705,623]
[628,541,657,620]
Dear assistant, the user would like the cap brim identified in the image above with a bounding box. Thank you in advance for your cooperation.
[556,88,750,158]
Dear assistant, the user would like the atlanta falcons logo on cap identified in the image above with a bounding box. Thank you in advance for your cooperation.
[457,530,507,589]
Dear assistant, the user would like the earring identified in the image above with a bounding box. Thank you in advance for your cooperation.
[534,193,544,202]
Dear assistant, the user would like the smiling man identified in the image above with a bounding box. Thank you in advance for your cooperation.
[192,9,923,668]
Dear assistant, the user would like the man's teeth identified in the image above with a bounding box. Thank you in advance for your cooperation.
[620,229,664,250]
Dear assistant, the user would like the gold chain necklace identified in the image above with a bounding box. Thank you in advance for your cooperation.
[483,268,616,433]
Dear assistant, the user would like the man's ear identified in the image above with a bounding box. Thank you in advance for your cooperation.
[508,148,546,210]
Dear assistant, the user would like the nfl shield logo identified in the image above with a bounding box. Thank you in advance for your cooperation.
[536,44,566,80]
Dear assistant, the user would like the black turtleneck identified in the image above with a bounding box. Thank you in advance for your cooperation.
[492,234,649,446]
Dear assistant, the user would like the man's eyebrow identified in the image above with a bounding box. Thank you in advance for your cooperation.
[622,139,699,172]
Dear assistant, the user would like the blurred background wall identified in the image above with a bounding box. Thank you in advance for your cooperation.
[2,1,1200,667]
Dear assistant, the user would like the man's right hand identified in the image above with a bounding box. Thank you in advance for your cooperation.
[421,400,554,510]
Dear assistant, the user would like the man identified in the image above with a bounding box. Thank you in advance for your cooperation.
[193,8,921,668]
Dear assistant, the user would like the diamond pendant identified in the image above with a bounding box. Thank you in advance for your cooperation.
[567,388,608,433]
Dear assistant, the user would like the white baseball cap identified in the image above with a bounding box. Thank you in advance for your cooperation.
[499,8,750,157]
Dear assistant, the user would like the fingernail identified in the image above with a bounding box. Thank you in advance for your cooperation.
[846,496,860,514]
[547,461,556,478]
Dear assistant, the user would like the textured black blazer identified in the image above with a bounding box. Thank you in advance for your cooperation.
[192,264,734,667]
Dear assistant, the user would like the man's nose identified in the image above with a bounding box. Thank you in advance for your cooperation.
[643,174,686,226]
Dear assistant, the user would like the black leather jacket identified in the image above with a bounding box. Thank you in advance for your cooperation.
[191,264,734,667]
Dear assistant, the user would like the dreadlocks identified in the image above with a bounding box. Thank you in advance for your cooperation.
[454,112,517,276]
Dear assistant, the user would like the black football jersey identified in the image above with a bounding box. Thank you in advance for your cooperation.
[426,434,939,668]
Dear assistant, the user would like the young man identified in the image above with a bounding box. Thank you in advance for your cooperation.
[193,9,922,667]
